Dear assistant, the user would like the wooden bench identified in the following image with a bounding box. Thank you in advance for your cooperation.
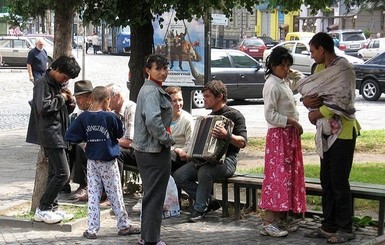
[218,174,385,236]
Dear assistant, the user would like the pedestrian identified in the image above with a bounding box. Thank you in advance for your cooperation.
[27,38,48,83]
[130,86,194,212]
[301,32,360,243]
[258,46,307,237]
[173,80,247,222]
[66,80,94,201]
[133,54,174,245]
[64,86,141,239]
[26,55,81,224]
[92,32,100,54]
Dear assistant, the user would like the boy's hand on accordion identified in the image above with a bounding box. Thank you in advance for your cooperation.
[212,124,229,140]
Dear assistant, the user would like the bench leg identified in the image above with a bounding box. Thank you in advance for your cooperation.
[252,189,257,211]
[378,199,385,236]
[221,182,229,217]
[234,184,241,220]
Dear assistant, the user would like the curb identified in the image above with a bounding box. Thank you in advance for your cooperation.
[0,207,111,232]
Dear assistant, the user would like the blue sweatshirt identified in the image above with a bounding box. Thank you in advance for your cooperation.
[65,110,123,161]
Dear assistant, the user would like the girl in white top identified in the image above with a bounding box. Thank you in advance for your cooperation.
[259,46,307,237]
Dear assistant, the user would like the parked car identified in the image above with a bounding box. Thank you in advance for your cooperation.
[0,36,54,67]
[357,38,385,61]
[285,32,315,41]
[25,34,55,44]
[328,29,367,57]
[355,52,385,101]
[262,40,364,75]
[235,37,267,60]
[257,36,279,49]
[190,48,265,108]
[127,48,265,108]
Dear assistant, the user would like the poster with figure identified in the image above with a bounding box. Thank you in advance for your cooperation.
[153,10,205,86]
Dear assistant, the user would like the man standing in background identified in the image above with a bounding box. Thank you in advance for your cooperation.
[27,38,48,83]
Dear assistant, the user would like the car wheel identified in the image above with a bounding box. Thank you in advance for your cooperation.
[361,79,381,101]
[358,54,364,60]
[192,90,205,108]
[311,63,317,74]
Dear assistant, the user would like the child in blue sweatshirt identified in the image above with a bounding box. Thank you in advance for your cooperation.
[65,86,140,239]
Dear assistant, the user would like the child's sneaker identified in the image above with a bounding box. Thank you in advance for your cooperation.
[34,208,63,224]
[260,223,288,237]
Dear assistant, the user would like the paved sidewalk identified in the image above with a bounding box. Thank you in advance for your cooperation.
[0,128,384,244]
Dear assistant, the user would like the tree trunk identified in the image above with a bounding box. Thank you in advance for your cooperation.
[128,10,154,102]
[30,147,48,213]
[53,6,75,58]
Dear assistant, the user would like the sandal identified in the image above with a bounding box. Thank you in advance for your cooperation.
[305,227,334,239]
[327,231,356,244]
[118,224,141,236]
[83,230,97,239]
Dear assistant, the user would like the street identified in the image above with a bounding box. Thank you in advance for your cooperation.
[1,50,385,136]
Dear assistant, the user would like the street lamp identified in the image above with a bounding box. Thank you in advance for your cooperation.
[353,15,357,29]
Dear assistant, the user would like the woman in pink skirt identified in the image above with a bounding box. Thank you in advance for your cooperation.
[259,46,307,237]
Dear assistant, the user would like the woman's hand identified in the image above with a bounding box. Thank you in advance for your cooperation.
[302,94,323,109]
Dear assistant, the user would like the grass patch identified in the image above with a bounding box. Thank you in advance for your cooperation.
[246,129,385,154]
[238,162,385,221]
[16,204,88,223]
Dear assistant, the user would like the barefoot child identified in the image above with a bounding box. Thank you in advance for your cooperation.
[65,86,140,239]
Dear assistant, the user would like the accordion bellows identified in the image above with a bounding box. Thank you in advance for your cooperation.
[188,115,233,165]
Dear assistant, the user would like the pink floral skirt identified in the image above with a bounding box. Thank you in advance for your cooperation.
[258,127,307,213]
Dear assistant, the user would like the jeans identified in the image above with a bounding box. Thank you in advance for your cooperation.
[173,155,237,213]
[117,147,137,177]
[320,134,356,233]
[72,143,87,186]
[40,147,70,211]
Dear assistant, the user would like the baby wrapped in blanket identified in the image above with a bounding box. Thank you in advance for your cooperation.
[292,57,356,158]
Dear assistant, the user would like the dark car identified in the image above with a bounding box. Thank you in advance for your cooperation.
[355,52,385,101]
[235,37,267,60]
[191,48,265,108]
[257,36,279,49]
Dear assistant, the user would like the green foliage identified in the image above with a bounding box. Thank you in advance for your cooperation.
[353,216,376,228]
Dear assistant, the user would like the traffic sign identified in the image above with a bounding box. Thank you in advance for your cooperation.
[211,14,228,26]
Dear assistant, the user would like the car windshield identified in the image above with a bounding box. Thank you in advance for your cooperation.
[243,39,264,46]
[342,33,366,41]
[259,37,273,43]
[367,53,385,65]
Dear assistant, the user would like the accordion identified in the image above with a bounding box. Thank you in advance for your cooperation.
[188,115,233,165]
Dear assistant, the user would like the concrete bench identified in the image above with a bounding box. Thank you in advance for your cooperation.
[218,174,385,236]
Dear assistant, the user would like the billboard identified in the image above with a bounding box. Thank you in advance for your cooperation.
[153,10,205,87]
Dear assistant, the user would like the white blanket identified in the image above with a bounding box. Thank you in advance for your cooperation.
[295,57,356,158]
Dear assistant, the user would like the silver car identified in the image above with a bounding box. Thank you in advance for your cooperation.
[263,40,364,75]
[0,36,53,67]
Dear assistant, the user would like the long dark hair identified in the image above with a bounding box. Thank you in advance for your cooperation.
[265,46,293,78]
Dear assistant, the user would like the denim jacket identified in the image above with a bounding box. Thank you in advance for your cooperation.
[133,80,174,153]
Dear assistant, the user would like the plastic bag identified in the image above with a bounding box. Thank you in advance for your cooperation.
[162,175,180,219]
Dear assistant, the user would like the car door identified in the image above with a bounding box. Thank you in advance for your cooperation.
[211,50,239,97]
[292,42,313,74]
[0,39,15,65]
[12,39,31,66]
[228,50,265,99]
